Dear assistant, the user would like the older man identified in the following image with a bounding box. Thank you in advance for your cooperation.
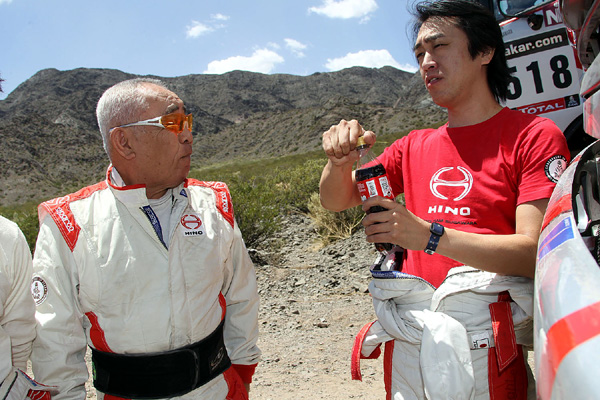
[31,78,260,399]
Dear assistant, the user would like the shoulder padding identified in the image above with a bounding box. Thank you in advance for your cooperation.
[186,179,235,228]
[38,182,107,252]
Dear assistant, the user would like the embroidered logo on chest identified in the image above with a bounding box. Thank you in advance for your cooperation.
[180,213,204,236]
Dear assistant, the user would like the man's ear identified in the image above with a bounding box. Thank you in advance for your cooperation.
[110,128,136,160]
[481,47,495,66]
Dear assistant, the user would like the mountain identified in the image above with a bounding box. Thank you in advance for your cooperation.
[0,67,445,206]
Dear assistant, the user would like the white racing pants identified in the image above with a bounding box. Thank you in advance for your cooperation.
[352,266,535,400]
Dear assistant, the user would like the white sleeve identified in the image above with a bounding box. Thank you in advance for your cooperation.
[362,321,394,357]
[30,218,88,400]
[221,220,261,368]
[0,217,36,381]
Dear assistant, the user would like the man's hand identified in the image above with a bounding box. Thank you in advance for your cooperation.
[319,119,377,212]
[322,119,376,167]
[361,196,430,251]
[361,196,547,278]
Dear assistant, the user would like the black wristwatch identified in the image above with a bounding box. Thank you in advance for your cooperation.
[424,222,444,255]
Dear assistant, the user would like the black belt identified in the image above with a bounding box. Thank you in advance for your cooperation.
[92,320,231,399]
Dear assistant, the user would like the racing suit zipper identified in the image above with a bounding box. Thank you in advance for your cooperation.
[140,205,168,250]
[371,269,436,290]
[438,268,481,287]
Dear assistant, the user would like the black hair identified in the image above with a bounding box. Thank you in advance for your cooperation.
[411,0,511,103]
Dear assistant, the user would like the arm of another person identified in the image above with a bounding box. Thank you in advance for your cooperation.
[319,119,377,212]
[362,197,547,278]
[0,221,36,372]
[31,219,89,399]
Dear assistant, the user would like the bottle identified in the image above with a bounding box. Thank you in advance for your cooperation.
[354,136,395,255]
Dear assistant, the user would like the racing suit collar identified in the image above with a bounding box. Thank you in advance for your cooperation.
[106,165,188,207]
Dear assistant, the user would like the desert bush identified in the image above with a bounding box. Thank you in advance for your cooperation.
[190,156,326,246]
[0,202,39,253]
[307,192,364,246]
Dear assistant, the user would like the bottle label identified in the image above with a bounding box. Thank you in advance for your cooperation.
[357,175,394,202]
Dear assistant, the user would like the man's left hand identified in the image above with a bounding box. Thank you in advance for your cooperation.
[361,196,429,251]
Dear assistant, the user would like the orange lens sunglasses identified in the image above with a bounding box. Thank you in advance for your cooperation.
[111,112,193,135]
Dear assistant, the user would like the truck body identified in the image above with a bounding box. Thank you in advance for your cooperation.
[477,0,593,151]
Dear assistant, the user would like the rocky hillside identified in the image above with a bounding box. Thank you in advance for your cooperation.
[0,66,445,205]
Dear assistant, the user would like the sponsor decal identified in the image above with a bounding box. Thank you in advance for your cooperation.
[55,206,75,232]
[209,346,226,374]
[429,166,473,201]
[538,216,574,260]
[471,331,491,349]
[42,198,81,252]
[180,213,204,236]
[514,95,580,115]
[31,276,48,306]
[545,155,568,183]
[220,192,229,213]
[541,1,563,28]
[504,28,568,60]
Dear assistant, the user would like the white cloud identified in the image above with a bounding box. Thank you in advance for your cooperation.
[186,21,213,38]
[0,0,13,4]
[309,0,377,20]
[211,13,230,21]
[186,14,230,39]
[204,48,285,74]
[325,49,415,72]
[285,38,307,58]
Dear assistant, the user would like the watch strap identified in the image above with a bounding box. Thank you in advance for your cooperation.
[424,222,444,255]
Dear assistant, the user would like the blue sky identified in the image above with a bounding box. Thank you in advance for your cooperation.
[0,0,419,100]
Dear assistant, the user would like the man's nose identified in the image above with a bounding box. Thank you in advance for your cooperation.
[179,123,193,144]
[421,51,436,69]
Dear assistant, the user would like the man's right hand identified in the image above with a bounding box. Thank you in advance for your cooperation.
[322,119,377,166]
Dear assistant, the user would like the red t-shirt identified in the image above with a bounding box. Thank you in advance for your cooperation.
[378,107,569,287]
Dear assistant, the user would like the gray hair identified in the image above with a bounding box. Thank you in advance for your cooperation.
[96,78,167,158]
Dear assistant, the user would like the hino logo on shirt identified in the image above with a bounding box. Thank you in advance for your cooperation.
[181,213,204,236]
[430,166,473,201]
[428,166,473,217]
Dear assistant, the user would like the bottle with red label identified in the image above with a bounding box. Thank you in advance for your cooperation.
[355,136,403,271]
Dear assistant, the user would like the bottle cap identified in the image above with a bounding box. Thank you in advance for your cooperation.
[356,136,367,149]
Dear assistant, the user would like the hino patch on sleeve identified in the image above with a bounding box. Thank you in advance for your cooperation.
[545,155,567,183]
[31,276,48,306]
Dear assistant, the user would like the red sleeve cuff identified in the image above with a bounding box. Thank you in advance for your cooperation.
[362,345,381,359]
[232,363,258,384]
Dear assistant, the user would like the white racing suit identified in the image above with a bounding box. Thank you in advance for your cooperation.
[352,266,535,400]
[31,169,260,400]
[0,216,57,399]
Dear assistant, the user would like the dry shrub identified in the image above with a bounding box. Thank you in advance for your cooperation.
[307,192,364,246]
